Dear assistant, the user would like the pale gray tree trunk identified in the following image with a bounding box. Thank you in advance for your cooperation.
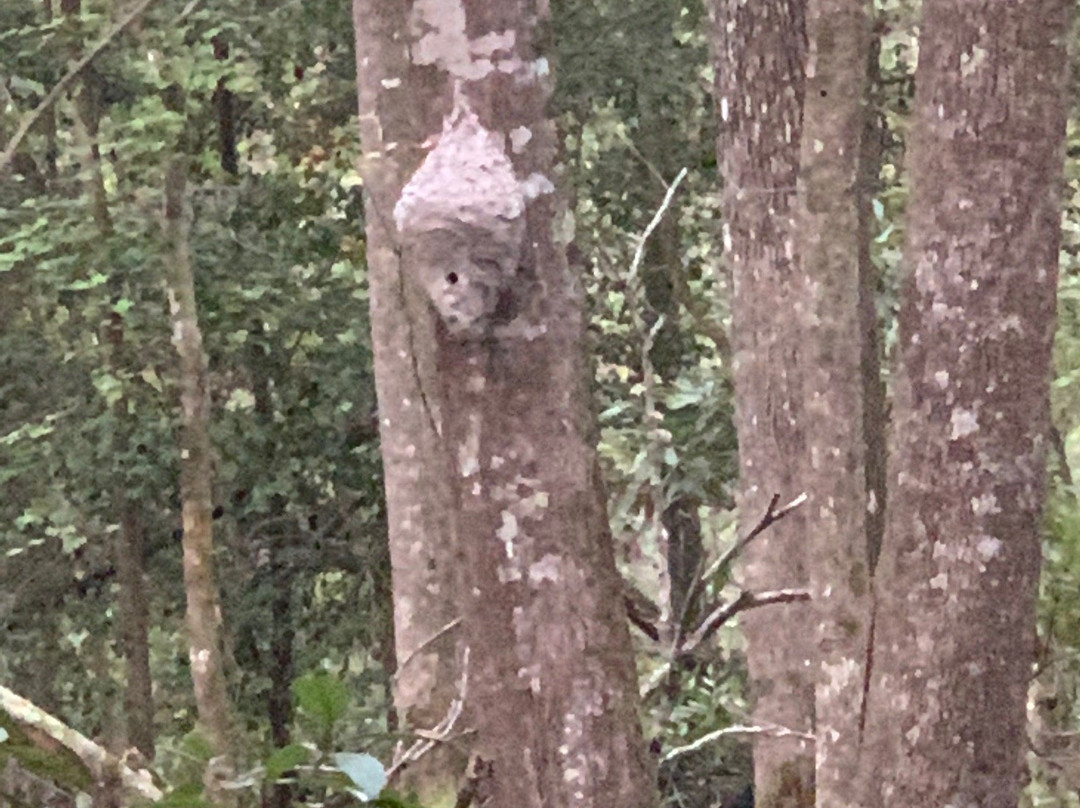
[862,1,1070,806]
[350,2,473,802]
[163,157,238,802]
[353,2,656,807]
[711,2,816,806]
[795,3,874,806]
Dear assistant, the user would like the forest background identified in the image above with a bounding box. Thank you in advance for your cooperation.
[1,0,1079,807]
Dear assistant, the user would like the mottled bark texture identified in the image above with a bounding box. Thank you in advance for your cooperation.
[352,3,469,802]
[796,3,872,807]
[862,2,1070,807]
[163,158,238,788]
[711,2,815,805]
[353,3,656,808]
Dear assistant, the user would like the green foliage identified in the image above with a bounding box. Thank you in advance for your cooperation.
[1,7,393,808]
[263,743,311,782]
[0,0,1077,806]
[294,672,351,733]
[156,783,211,808]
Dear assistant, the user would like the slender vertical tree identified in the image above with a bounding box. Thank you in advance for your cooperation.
[64,0,157,759]
[163,156,238,800]
[710,2,815,804]
[795,1,873,805]
[863,1,1070,806]
[353,2,656,806]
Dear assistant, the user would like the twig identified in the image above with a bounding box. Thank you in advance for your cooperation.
[618,167,687,642]
[661,723,815,764]
[615,130,669,190]
[642,586,811,700]
[394,618,462,680]
[681,587,811,656]
[673,492,806,650]
[712,492,807,580]
[627,167,688,286]
[1,0,170,170]
[387,647,469,783]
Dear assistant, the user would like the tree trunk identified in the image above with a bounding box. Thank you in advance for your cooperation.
[162,156,238,791]
[710,2,815,805]
[71,2,157,755]
[351,3,469,802]
[243,335,296,808]
[114,506,155,760]
[353,3,656,807]
[794,2,872,805]
[862,2,1070,806]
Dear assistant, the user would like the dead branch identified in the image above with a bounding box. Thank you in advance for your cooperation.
[661,722,815,764]
[681,588,811,657]
[627,166,688,286]
[387,646,469,783]
[1,0,203,171]
[627,493,808,648]
[394,618,462,681]
[0,684,162,802]
[673,492,807,646]
[709,492,808,583]
[1,0,161,169]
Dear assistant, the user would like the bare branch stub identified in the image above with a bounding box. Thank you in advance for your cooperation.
[671,492,808,653]
[681,588,811,657]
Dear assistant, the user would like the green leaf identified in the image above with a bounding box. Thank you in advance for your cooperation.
[157,783,209,808]
[293,671,350,728]
[66,272,108,291]
[665,389,704,410]
[178,730,214,764]
[265,743,311,782]
[333,752,387,801]
[140,368,164,393]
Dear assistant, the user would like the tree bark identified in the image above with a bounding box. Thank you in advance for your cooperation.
[710,2,815,805]
[351,2,469,802]
[794,2,873,805]
[862,2,1070,806]
[353,3,656,807]
[163,156,238,792]
[114,506,155,760]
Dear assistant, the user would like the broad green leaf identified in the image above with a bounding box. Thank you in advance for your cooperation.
[265,743,311,782]
[293,671,350,728]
